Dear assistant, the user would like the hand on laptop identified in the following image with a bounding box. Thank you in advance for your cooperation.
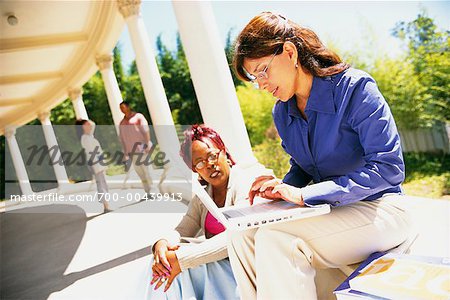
[248,175,304,206]
[270,183,305,206]
[248,175,277,204]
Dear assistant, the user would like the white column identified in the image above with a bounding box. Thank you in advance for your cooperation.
[68,87,88,120]
[96,54,124,127]
[172,1,257,167]
[117,0,180,156]
[38,111,69,187]
[5,127,33,195]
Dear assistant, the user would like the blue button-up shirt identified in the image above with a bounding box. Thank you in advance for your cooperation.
[273,68,404,207]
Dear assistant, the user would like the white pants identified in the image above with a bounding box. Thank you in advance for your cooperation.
[227,196,411,300]
[93,171,111,210]
[94,171,108,195]
[131,154,153,193]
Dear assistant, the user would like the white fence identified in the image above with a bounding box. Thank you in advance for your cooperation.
[399,122,450,153]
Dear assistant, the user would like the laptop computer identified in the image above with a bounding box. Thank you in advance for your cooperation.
[190,174,330,231]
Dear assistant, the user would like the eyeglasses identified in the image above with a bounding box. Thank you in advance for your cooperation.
[194,149,222,170]
[246,48,280,89]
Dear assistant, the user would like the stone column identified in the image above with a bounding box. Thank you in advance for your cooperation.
[5,127,33,195]
[68,87,89,120]
[172,1,257,167]
[38,111,69,187]
[96,54,124,128]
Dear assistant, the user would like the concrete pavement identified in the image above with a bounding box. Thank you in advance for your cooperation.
[1,190,186,300]
[1,192,448,300]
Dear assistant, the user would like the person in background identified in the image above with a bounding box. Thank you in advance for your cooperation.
[119,101,153,195]
[75,119,111,213]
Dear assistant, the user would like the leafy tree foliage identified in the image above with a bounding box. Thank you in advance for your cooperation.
[81,72,112,125]
[113,45,126,92]
[370,57,426,129]
[155,34,202,125]
[236,83,276,146]
[225,28,245,88]
[376,11,450,129]
[123,60,151,124]
[254,137,291,178]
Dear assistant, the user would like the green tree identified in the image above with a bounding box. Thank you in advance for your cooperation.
[253,137,291,179]
[392,12,447,53]
[123,60,152,124]
[81,72,113,125]
[49,98,76,125]
[155,34,202,125]
[390,11,450,128]
[236,83,276,146]
[113,44,126,93]
[371,57,427,129]
[224,28,244,88]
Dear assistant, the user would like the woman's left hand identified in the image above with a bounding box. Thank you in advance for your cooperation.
[151,250,182,292]
[259,180,305,206]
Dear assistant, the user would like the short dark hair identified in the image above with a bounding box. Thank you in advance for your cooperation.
[120,101,130,107]
[75,119,89,140]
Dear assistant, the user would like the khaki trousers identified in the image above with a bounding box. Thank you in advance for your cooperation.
[131,154,153,193]
[227,196,411,300]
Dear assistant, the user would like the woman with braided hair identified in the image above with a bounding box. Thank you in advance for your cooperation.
[146,124,264,299]
[228,12,412,299]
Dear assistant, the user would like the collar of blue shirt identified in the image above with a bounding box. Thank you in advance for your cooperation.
[287,76,336,123]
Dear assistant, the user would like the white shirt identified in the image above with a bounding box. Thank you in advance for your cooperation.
[80,121,107,174]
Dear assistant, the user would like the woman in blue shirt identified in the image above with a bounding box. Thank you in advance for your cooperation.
[228,12,412,299]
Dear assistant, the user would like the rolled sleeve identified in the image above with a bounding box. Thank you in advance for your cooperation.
[175,232,228,271]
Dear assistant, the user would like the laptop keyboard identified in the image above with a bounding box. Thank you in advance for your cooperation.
[222,201,294,219]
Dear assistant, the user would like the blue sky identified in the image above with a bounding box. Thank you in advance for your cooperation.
[118,1,450,71]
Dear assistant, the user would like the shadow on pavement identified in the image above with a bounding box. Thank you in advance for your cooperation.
[1,204,88,300]
[1,198,188,299]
